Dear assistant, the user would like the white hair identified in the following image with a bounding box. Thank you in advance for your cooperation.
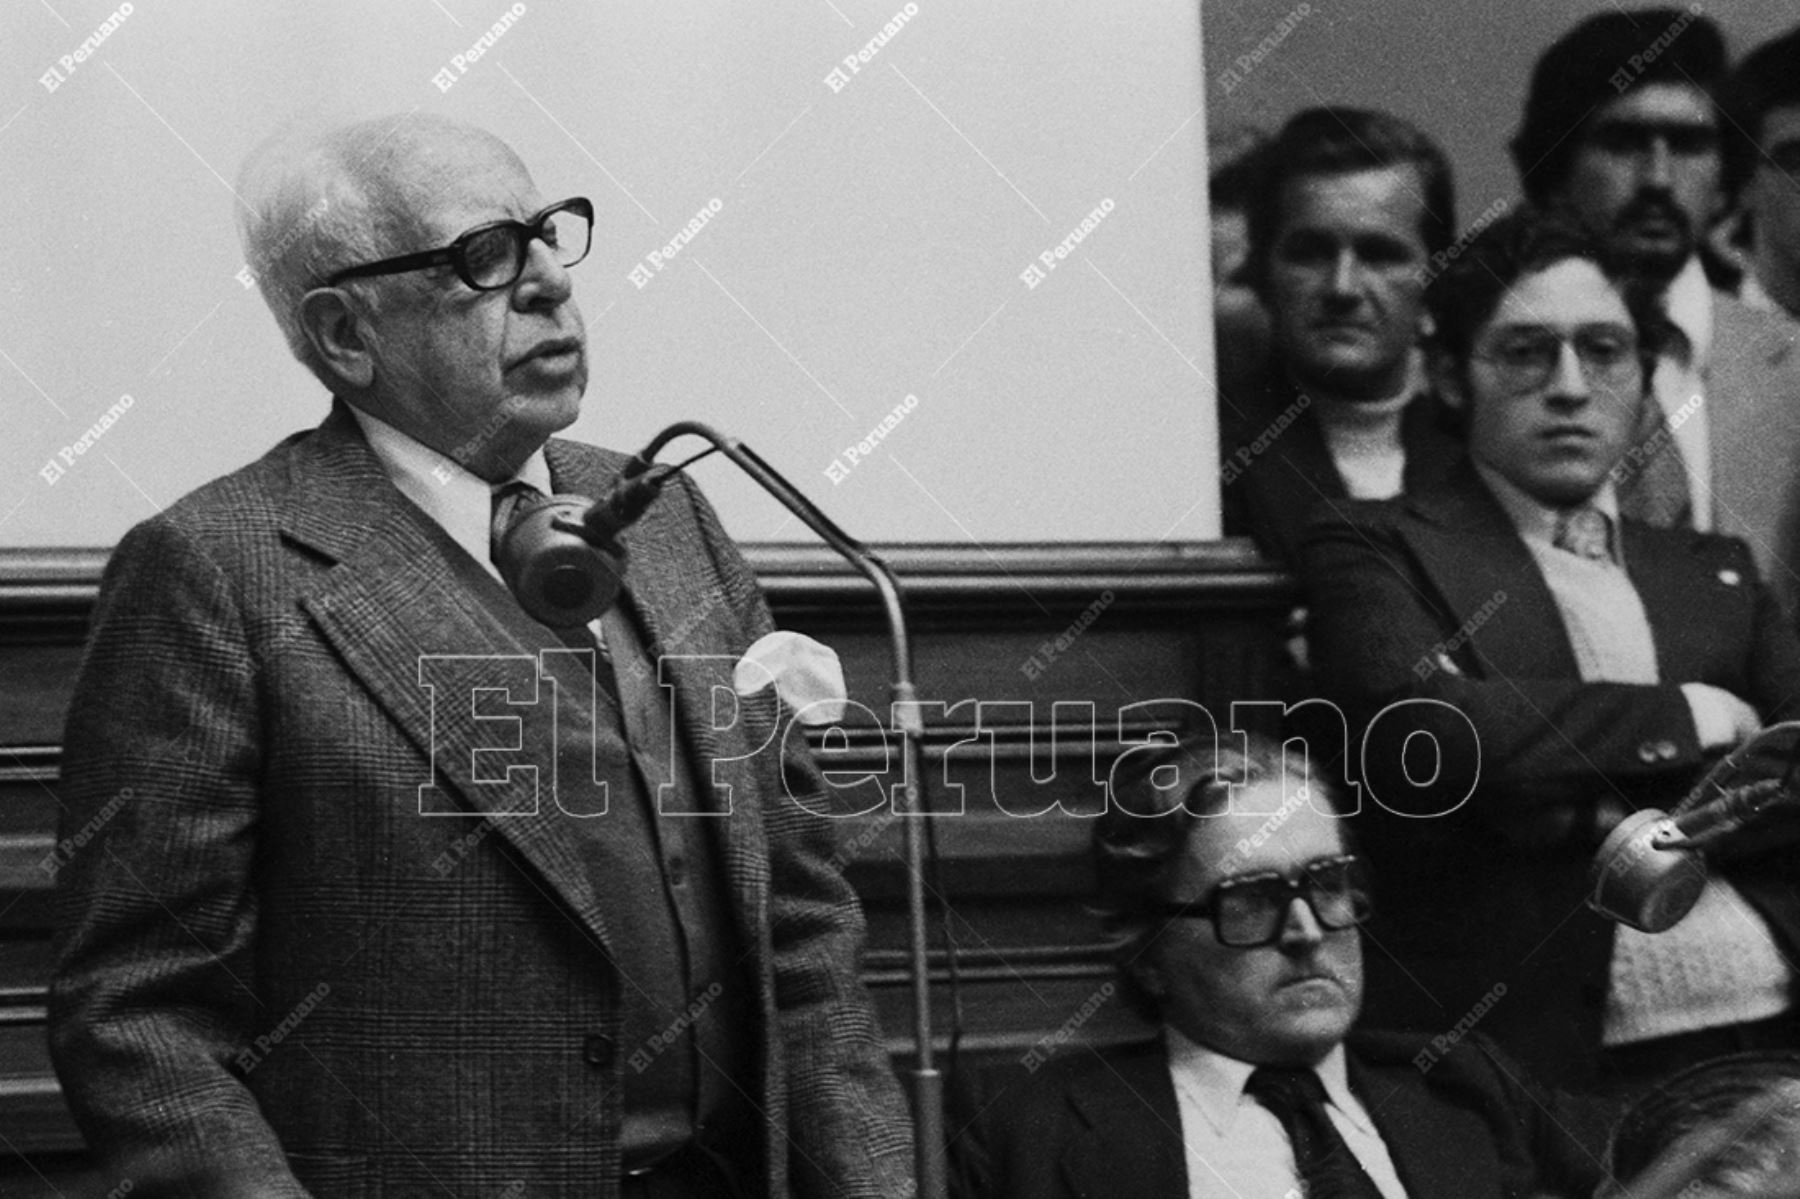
[234,113,519,386]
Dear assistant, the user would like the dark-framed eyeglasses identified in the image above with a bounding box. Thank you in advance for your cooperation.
[324,196,594,292]
[1146,854,1372,948]
[1471,323,1641,395]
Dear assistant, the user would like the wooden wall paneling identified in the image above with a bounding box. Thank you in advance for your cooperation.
[0,542,1295,1166]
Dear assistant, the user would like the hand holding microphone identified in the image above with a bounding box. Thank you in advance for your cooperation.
[1589,721,1800,932]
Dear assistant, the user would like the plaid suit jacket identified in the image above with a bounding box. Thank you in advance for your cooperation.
[48,402,913,1197]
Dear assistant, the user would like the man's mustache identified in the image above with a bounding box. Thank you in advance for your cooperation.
[1612,192,1691,240]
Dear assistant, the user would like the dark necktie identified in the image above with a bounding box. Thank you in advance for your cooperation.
[489,479,543,570]
[1615,368,1694,529]
[1553,505,1613,563]
[1245,1066,1385,1199]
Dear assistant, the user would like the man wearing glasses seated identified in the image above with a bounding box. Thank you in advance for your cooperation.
[950,736,1607,1199]
[1303,205,1800,1098]
[47,114,911,1196]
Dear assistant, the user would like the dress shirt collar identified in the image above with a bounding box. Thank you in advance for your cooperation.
[1164,1026,1368,1138]
[1739,270,1779,315]
[1474,460,1620,559]
[1663,254,1714,366]
[345,404,554,578]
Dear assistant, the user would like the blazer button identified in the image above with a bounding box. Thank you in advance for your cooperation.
[1637,742,1659,764]
[583,1033,614,1069]
[1656,740,1678,761]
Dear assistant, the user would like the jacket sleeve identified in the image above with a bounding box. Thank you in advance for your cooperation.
[674,475,917,1198]
[47,518,310,1196]
[1301,504,1705,824]
[1743,547,1800,724]
[1452,1034,1615,1198]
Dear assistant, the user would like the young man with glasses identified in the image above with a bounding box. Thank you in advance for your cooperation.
[1302,206,1800,1097]
[47,114,912,1196]
[951,736,1607,1198]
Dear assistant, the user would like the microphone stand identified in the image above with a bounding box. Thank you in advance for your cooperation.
[622,421,947,1199]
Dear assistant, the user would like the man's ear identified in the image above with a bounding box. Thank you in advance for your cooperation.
[1425,344,1468,414]
[298,288,375,391]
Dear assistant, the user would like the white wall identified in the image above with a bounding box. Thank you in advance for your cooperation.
[1,1,1218,548]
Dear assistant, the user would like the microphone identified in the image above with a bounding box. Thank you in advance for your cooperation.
[501,418,948,1199]
[1588,722,1800,932]
[493,464,677,628]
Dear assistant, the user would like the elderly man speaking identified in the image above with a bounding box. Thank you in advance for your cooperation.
[46,113,913,1198]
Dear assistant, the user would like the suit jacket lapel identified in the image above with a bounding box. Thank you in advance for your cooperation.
[1400,392,1458,493]
[1348,1050,1503,1199]
[285,406,616,947]
[544,440,773,946]
[1060,1043,1188,1198]
[1623,521,1715,684]
[1400,461,1580,679]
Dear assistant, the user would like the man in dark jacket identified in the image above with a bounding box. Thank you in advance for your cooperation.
[951,736,1608,1198]
[1304,205,1800,1095]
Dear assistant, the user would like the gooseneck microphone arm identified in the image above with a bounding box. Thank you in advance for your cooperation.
[588,421,947,1199]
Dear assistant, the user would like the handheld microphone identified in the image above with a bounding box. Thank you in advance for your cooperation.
[1588,722,1800,932]
[493,465,677,628]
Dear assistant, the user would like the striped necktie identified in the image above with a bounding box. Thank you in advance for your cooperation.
[1553,505,1614,564]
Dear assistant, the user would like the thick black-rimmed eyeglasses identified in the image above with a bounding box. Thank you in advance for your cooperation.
[324,196,594,292]
[1145,854,1372,948]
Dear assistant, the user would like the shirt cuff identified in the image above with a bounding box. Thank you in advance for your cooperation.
[1681,682,1735,751]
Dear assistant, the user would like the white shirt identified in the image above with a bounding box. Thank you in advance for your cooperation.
[1313,388,1413,501]
[346,405,554,585]
[1653,256,1714,529]
[1475,466,1659,687]
[1166,1028,1408,1199]
[1739,271,1780,315]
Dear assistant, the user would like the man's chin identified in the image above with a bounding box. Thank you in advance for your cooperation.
[1526,466,1611,509]
[512,388,585,438]
[1289,354,1409,401]
[1260,1012,1356,1064]
[1611,233,1692,286]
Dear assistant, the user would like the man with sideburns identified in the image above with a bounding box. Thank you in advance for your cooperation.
[1513,8,1800,617]
[47,113,912,1197]
[1219,106,1461,569]
[1304,205,1800,1095]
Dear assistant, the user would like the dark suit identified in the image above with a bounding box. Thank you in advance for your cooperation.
[1301,459,1800,1088]
[949,1032,1609,1198]
[48,402,912,1196]
[1220,365,1460,566]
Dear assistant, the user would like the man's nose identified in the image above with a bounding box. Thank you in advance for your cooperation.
[1547,339,1591,405]
[1327,248,1360,296]
[513,237,574,308]
[1643,135,1674,189]
[1278,896,1326,948]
